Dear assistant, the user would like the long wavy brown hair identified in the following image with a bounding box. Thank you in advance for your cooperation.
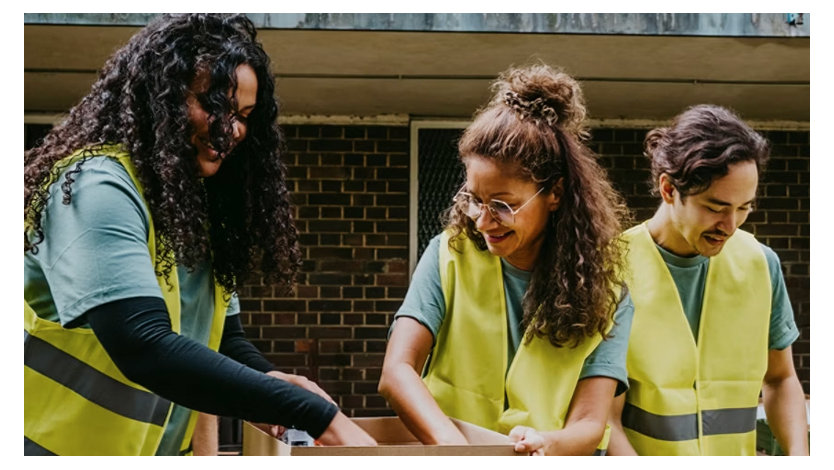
[24,14,300,295]
[446,63,631,347]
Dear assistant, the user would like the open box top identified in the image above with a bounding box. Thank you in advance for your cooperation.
[242,416,522,456]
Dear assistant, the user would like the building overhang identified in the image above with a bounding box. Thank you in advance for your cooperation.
[24,13,810,124]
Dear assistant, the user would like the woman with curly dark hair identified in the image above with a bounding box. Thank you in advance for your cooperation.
[379,63,633,455]
[24,13,374,455]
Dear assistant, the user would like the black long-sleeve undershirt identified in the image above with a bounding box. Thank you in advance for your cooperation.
[218,313,276,373]
[85,296,338,438]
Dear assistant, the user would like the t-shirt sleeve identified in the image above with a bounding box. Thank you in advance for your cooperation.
[761,244,800,350]
[578,289,635,396]
[389,235,446,341]
[226,293,241,316]
[34,157,164,327]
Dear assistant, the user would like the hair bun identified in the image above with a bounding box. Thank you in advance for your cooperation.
[493,63,588,138]
[503,91,559,126]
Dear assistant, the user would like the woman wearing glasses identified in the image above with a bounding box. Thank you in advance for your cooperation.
[378,63,634,455]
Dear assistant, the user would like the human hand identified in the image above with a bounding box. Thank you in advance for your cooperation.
[317,411,378,446]
[267,370,336,405]
[250,421,287,439]
[509,425,546,456]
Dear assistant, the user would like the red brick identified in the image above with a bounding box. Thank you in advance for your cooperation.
[295,339,315,353]
[319,368,340,380]
[341,395,364,408]
[318,341,342,354]
[352,141,374,152]
[320,381,351,395]
[365,395,389,408]
[262,326,306,339]
[377,273,408,287]
[309,327,352,339]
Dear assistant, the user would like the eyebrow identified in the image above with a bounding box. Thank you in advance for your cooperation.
[467,191,514,201]
[705,197,754,207]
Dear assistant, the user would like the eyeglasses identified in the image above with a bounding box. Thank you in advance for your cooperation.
[453,187,545,227]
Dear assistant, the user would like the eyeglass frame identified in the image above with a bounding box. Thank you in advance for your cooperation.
[453,186,546,227]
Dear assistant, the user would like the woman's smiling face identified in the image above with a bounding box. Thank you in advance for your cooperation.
[187,63,258,178]
[463,155,561,271]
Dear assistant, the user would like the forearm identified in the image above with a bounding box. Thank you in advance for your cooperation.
[378,363,466,445]
[539,419,606,456]
[218,314,275,373]
[762,377,809,455]
[87,297,339,438]
[606,395,638,456]
[606,421,638,456]
[192,413,219,456]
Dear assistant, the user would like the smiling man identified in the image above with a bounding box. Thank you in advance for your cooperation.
[606,105,809,456]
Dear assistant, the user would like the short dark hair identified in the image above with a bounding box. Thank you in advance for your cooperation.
[644,104,770,197]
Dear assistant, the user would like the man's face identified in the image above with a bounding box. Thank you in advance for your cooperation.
[663,160,759,257]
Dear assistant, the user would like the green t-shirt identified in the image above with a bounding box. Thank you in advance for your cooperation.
[653,243,799,350]
[393,234,634,396]
[24,157,239,455]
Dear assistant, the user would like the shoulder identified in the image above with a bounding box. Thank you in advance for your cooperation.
[757,242,783,266]
[622,222,646,237]
[756,242,790,296]
[45,155,149,230]
[610,289,635,334]
[50,156,140,200]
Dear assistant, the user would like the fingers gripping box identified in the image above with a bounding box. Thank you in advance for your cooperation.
[242,416,523,456]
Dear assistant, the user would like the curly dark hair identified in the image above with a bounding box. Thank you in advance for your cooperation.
[24,13,301,295]
[644,104,770,198]
[447,63,631,348]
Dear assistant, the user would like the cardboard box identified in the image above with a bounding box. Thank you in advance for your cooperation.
[242,416,522,456]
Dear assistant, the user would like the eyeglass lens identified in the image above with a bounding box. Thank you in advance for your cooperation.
[461,196,514,225]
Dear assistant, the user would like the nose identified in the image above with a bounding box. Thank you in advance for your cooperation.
[232,120,246,142]
[473,204,500,232]
[716,211,736,234]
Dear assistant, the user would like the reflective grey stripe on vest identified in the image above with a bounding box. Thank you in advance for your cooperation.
[623,403,757,441]
[701,407,757,436]
[592,449,606,456]
[622,402,698,441]
[24,331,171,427]
[24,436,56,456]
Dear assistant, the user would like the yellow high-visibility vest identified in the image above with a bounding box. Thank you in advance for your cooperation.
[423,230,612,453]
[24,145,229,455]
[621,222,770,455]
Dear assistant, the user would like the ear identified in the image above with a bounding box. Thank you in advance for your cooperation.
[658,174,676,204]
[546,177,565,211]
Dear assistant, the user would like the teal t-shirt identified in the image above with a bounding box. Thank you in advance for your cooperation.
[654,243,799,350]
[24,157,239,455]
[393,234,634,396]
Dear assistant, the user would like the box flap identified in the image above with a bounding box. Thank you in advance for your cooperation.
[242,422,292,456]
[242,418,520,456]
[450,417,513,445]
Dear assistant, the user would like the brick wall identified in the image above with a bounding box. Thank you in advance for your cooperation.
[240,124,811,419]
[238,125,410,417]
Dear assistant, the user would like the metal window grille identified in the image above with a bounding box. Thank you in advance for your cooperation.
[415,126,466,260]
